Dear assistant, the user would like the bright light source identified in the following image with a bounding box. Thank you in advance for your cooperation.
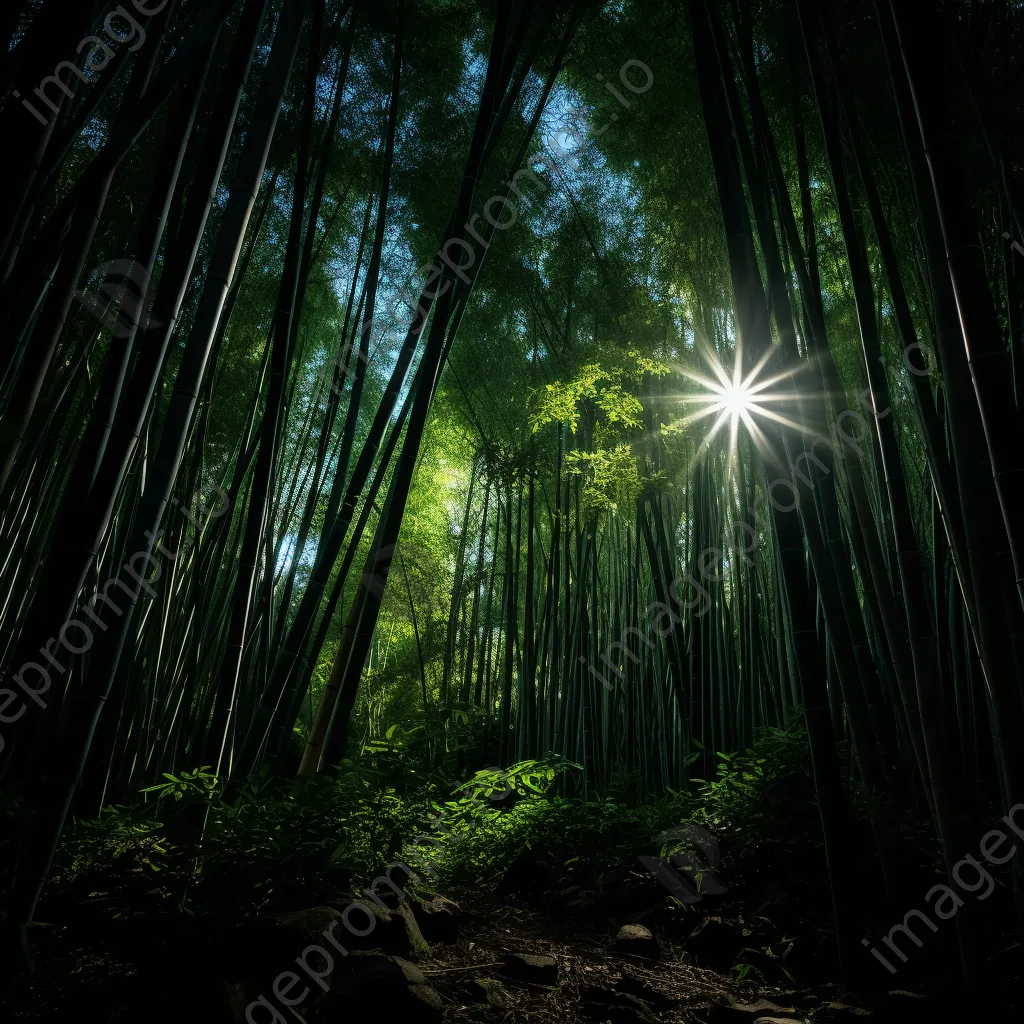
[672,341,806,472]
[714,383,754,417]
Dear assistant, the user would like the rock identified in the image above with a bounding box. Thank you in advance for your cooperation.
[216,905,424,1006]
[332,900,414,956]
[818,1000,872,1017]
[500,952,559,985]
[323,953,443,1022]
[724,998,797,1014]
[209,913,336,988]
[393,957,428,985]
[470,977,514,1009]
[228,905,350,986]
[328,952,424,991]
[700,997,798,1022]
[407,983,446,1017]
[611,923,661,960]
[395,899,431,961]
[752,1019,803,1024]
[269,901,410,957]
[411,895,462,944]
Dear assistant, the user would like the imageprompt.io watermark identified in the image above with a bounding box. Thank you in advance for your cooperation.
[861,802,1024,973]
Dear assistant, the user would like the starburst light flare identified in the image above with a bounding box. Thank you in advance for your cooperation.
[674,340,808,473]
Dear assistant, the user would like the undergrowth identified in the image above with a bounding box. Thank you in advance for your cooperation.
[5,721,895,927]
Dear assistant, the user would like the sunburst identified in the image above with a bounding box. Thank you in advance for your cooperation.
[673,340,808,474]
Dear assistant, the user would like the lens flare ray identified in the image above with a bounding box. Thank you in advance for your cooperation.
[673,341,812,476]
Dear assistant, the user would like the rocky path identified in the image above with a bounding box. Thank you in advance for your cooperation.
[4,888,1012,1023]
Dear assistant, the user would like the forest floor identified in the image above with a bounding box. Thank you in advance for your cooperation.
[3,862,1020,1023]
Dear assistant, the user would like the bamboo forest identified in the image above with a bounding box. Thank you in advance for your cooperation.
[3,0,1024,1019]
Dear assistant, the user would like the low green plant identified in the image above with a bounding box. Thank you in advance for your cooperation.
[139,766,219,803]
[55,803,173,883]
[687,725,819,865]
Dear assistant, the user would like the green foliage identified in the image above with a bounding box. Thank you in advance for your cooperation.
[402,757,581,883]
[565,440,643,522]
[529,352,671,528]
[139,766,219,803]
[529,353,669,434]
[531,363,607,435]
[57,805,171,883]
[451,759,558,801]
[50,761,443,914]
[420,725,820,910]
[41,723,891,947]
[429,785,695,905]
[688,726,818,864]
[48,757,586,915]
